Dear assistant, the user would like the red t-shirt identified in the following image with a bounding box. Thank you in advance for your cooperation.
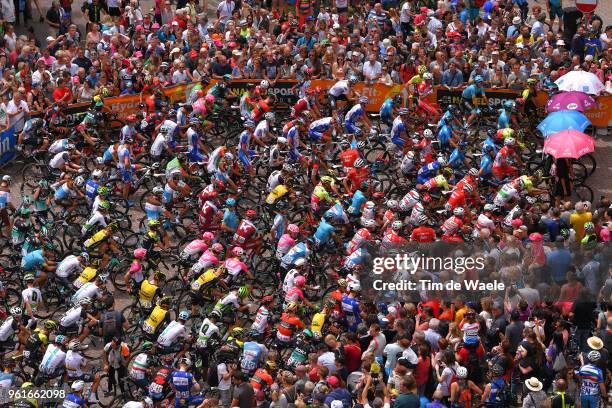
[344,343,362,373]
[53,86,73,103]
[456,344,485,365]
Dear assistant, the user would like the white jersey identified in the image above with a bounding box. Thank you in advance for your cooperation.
[251,306,271,334]
[254,120,269,140]
[494,183,518,207]
[49,139,69,154]
[39,343,66,374]
[282,269,300,294]
[0,317,15,342]
[122,403,146,408]
[65,350,85,377]
[55,255,83,278]
[329,80,349,97]
[400,153,416,174]
[195,318,220,348]
[150,133,167,157]
[71,282,101,303]
[60,305,83,328]
[163,119,178,136]
[476,213,495,231]
[267,170,282,192]
[49,152,67,169]
[21,287,42,313]
[129,353,149,380]
[157,320,187,347]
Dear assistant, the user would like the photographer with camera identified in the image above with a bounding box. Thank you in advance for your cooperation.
[356,361,391,408]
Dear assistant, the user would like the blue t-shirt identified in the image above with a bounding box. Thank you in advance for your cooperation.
[546,249,572,283]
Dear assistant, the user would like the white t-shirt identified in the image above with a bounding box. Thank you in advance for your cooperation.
[6,99,29,132]
[217,0,235,22]
[400,2,411,23]
[217,362,231,390]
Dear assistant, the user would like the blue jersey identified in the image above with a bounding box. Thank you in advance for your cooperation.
[348,190,366,215]
[438,110,453,128]
[120,125,136,143]
[84,179,100,202]
[324,203,347,224]
[241,341,264,372]
[438,125,452,145]
[222,209,239,231]
[341,294,362,331]
[480,154,493,176]
[461,84,484,100]
[170,370,194,400]
[117,145,131,168]
[390,116,406,140]
[309,117,334,133]
[482,137,498,155]
[345,104,364,124]
[497,109,511,129]
[273,213,286,240]
[281,241,310,266]
[238,130,252,152]
[21,249,44,271]
[314,219,336,245]
[417,161,440,184]
[286,126,300,150]
[62,392,85,408]
[344,248,371,269]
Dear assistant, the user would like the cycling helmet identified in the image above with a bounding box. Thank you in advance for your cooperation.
[462,183,473,193]
[189,117,200,125]
[354,158,366,169]
[453,207,465,216]
[474,75,484,84]
[68,341,81,351]
[237,285,249,298]
[134,248,147,259]
[159,125,169,134]
[23,274,35,283]
[527,78,536,85]
[285,301,299,312]
[502,128,515,138]
[158,296,172,307]
[359,96,369,104]
[353,128,363,137]
[10,306,22,316]
[277,137,287,145]
[97,186,109,196]
[19,207,30,218]
[399,108,410,115]
[294,275,306,287]
[288,224,300,234]
[386,199,398,210]
[423,129,433,139]
[260,80,270,89]
[504,137,516,146]
[448,104,459,113]
[503,100,514,109]
[417,214,429,224]
[244,119,256,129]
[205,94,215,104]
[437,157,447,166]
[393,94,402,105]
[362,218,376,228]
[74,176,85,187]
[71,380,85,392]
[294,258,306,267]
[232,247,244,257]
[149,219,161,228]
[423,72,433,80]
[153,270,166,281]
[78,297,92,306]
[211,243,224,253]
[265,112,275,121]
[490,364,504,377]
[152,186,164,195]
[391,220,403,231]
[178,310,190,321]
[66,143,75,151]
[584,222,595,232]
[321,176,334,184]
[468,168,479,177]
[126,114,137,122]
[98,273,109,283]
[179,357,192,367]
[91,169,103,179]
[44,320,57,330]
[588,350,601,362]
[222,74,232,81]
[348,76,358,85]
[226,198,236,207]
[265,361,277,371]
[99,201,110,210]
[262,295,274,304]
[144,397,153,407]
[55,335,67,344]
[348,281,361,292]
[302,328,313,339]
[456,366,468,379]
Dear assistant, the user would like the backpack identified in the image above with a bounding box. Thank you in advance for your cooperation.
[485,379,510,407]
[282,386,297,408]
[102,311,118,338]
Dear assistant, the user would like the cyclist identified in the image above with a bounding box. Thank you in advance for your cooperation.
[308,116,339,155]
[576,350,606,408]
[344,96,372,137]
[0,307,26,351]
[240,333,268,374]
[61,380,86,408]
[379,94,401,129]
[169,357,202,408]
[138,270,166,312]
[497,100,519,130]
[127,341,155,390]
[328,75,359,110]
[461,75,488,126]
[492,137,521,181]
[36,334,67,385]
[141,296,172,339]
[157,310,191,355]
[390,108,411,150]
[81,200,110,237]
[58,297,98,342]
[342,281,363,333]
[276,301,305,345]
[84,169,104,208]
[0,175,14,237]
[186,117,209,163]
[210,285,251,320]
[65,342,102,397]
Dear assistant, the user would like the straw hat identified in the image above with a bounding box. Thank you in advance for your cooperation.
[525,377,543,392]
[587,336,604,350]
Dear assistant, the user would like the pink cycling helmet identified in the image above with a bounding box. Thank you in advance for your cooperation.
[232,247,244,256]
[134,248,147,259]
[288,224,299,234]
[202,232,215,241]
[294,275,306,287]
[205,94,215,104]
[211,243,224,252]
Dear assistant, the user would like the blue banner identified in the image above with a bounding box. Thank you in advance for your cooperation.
[0,126,15,166]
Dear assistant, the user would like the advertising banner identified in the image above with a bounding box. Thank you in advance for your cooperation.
[0,127,16,166]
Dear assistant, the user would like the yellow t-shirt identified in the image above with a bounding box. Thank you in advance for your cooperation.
[570,211,592,241]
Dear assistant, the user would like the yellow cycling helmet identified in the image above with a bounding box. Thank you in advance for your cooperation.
[502,128,515,138]
[320,176,334,184]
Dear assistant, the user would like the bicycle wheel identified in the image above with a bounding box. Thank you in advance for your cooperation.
[577,154,597,177]
[572,183,594,203]
[95,373,118,408]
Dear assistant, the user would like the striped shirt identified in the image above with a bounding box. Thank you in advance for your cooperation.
[577,364,603,396]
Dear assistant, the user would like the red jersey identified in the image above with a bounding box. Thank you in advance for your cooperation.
[292,98,309,116]
[199,201,218,225]
[232,219,256,246]
[447,189,466,210]
[276,313,304,341]
[250,368,273,391]
[339,149,359,169]
[346,167,369,192]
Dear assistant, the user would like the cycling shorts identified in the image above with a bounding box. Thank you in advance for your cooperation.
[308,130,324,142]
[391,136,405,148]
[238,149,254,168]
[345,122,360,135]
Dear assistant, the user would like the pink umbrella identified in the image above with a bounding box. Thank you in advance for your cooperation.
[546,91,597,112]
[543,130,595,159]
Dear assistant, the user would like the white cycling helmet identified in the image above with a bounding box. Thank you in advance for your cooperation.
[468,168,479,177]
[260,80,270,89]
[71,380,85,392]
[423,72,433,80]
[456,366,468,379]
[74,176,85,187]
[386,199,398,210]
[348,281,361,292]
[362,218,376,228]
[504,137,516,146]
[96,157,104,165]
[92,169,103,178]
[423,129,433,139]
[437,157,447,166]
[453,207,465,216]
[391,220,403,231]
[462,183,473,193]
